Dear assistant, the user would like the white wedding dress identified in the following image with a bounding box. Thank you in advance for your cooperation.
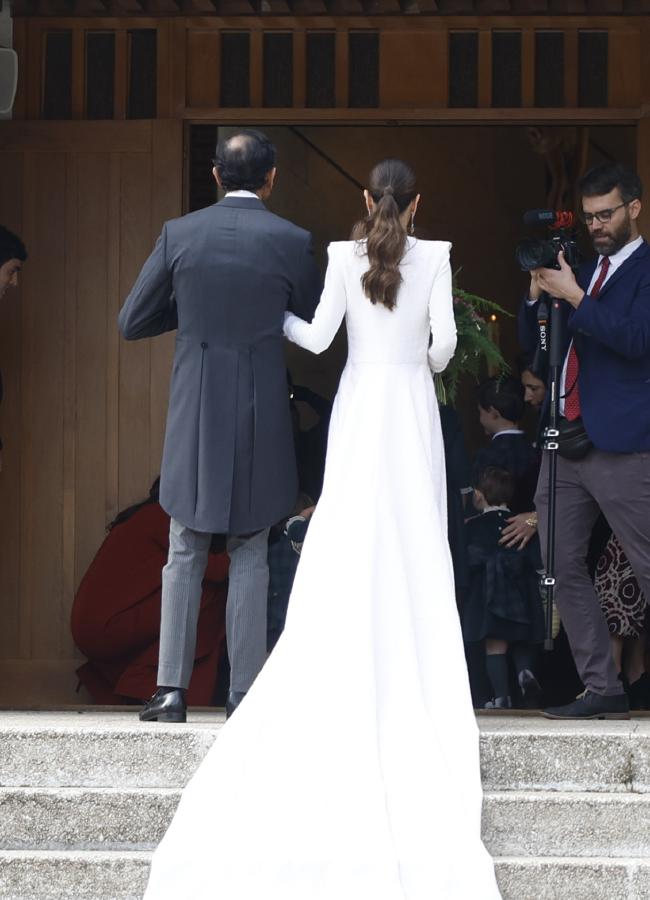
[143,238,502,900]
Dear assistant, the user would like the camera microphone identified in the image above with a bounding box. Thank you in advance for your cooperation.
[523,210,574,228]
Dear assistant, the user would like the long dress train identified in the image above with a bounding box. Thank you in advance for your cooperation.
[143,237,502,899]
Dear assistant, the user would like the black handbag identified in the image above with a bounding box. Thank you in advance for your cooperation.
[557,416,593,461]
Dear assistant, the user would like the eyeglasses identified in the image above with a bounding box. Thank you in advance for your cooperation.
[580,202,629,226]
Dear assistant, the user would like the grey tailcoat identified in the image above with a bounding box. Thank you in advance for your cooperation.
[118,196,321,534]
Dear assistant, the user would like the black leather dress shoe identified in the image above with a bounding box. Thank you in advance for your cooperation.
[627,673,650,711]
[226,690,247,719]
[543,690,630,720]
[139,688,187,723]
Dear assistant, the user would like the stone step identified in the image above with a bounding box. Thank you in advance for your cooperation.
[496,857,650,900]
[2,711,650,792]
[0,850,150,900]
[1,852,650,900]
[3,786,650,858]
[483,791,650,859]
[479,716,650,793]
[0,711,222,789]
[0,788,179,851]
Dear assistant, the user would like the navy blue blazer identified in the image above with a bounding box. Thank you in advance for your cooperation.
[519,239,650,453]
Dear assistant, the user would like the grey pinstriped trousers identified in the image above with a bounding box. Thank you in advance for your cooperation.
[157,518,270,694]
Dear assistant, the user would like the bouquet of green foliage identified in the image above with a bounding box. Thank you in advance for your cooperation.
[434,276,512,406]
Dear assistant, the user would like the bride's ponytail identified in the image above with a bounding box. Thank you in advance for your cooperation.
[352,159,418,311]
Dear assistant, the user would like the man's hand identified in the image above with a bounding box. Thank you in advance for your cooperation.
[533,251,585,308]
[499,512,537,550]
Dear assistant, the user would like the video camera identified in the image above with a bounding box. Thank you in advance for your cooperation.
[515,210,580,272]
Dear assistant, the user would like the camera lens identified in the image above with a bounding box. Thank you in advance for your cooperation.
[515,239,558,271]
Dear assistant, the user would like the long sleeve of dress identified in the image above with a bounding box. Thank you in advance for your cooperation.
[284,243,347,355]
[428,244,457,374]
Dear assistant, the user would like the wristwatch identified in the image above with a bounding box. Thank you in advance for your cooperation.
[524,515,538,529]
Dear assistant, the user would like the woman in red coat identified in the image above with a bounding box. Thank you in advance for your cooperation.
[71,480,229,705]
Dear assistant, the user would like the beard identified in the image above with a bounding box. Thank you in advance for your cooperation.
[591,213,632,257]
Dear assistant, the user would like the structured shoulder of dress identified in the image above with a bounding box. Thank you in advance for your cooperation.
[423,239,453,253]
[327,240,357,260]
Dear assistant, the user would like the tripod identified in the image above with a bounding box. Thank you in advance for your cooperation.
[536,292,567,651]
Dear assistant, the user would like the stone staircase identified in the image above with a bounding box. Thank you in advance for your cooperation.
[1,711,649,899]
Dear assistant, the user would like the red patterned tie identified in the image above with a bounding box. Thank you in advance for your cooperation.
[564,256,610,421]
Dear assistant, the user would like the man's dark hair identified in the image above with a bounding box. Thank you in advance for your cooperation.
[0,226,27,267]
[477,375,525,423]
[579,163,642,204]
[213,130,277,193]
[477,466,515,507]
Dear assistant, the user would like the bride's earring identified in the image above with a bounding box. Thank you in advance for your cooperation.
[409,214,416,235]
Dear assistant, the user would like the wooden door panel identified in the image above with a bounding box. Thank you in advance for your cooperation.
[0,120,182,704]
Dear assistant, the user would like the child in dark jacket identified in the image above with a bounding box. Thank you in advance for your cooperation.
[267,494,315,651]
[462,467,545,709]
[473,375,540,514]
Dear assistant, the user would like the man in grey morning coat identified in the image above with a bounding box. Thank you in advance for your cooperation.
[118,130,321,723]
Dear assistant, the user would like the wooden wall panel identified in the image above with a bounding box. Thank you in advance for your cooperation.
[478,28,492,108]
[117,152,153,511]
[20,152,67,660]
[186,31,220,108]
[114,29,128,119]
[73,154,110,594]
[106,153,122,529]
[12,19,28,120]
[564,28,579,108]
[379,31,446,109]
[335,28,348,108]
[157,20,172,119]
[608,30,641,109]
[10,17,648,123]
[72,28,85,118]
[61,153,79,659]
[0,155,24,662]
[25,23,44,119]
[0,120,182,705]
[149,120,182,482]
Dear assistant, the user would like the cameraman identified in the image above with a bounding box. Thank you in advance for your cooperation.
[521,163,650,720]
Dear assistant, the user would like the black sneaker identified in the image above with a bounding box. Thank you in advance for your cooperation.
[543,690,630,720]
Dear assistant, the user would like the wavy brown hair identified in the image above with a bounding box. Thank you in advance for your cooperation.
[351,159,418,311]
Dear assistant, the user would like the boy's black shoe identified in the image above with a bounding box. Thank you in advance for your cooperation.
[139,688,187,723]
[518,669,542,709]
[543,690,630,720]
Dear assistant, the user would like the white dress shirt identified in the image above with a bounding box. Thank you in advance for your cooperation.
[225,190,260,199]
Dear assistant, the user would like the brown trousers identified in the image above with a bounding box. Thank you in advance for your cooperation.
[535,449,650,696]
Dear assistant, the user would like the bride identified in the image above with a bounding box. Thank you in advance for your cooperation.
[143,159,502,900]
